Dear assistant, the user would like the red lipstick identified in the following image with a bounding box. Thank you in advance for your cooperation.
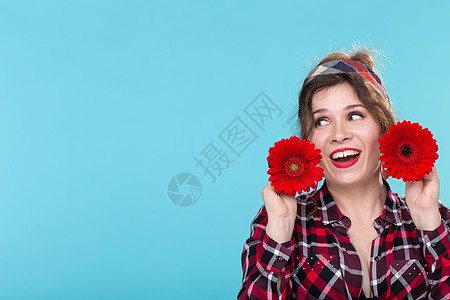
[329,148,361,169]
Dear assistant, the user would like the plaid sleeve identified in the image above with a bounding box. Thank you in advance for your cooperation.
[417,203,450,299]
[237,205,295,300]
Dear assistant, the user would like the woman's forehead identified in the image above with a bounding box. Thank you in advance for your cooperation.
[311,83,362,111]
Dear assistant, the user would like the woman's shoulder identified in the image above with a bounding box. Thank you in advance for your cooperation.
[388,189,450,222]
[296,190,317,205]
[295,189,320,221]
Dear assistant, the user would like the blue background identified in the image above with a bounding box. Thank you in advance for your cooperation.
[0,1,449,299]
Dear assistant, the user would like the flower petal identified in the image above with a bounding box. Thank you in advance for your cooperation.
[379,121,438,182]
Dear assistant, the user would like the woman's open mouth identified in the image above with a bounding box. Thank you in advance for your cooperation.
[329,149,361,168]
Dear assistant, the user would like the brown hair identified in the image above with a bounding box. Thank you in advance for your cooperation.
[297,49,397,140]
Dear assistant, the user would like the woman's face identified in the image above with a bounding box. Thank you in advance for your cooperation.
[309,82,382,187]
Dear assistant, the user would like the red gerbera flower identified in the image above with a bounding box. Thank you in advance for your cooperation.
[378,120,439,182]
[267,136,324,197]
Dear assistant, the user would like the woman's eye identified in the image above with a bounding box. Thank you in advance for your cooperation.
[349,113,364,121]
[314,118,329,127]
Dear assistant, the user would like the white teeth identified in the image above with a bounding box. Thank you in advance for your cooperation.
[331,150,360,160]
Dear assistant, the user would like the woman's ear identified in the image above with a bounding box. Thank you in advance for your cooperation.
[379,162,389,180]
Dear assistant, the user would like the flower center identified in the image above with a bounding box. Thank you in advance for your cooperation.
[285,157,305,177]
[290,163,299,172]
[400,144,413,157]
[397,142,421,165]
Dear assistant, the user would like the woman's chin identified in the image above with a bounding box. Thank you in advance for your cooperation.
[326,172,364,187]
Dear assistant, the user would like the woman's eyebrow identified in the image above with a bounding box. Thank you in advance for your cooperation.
[312,108,327,115]
[313,104,365,115]
[345,104,365,110]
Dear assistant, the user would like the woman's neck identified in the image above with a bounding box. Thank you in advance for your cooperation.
[326,176,387,221]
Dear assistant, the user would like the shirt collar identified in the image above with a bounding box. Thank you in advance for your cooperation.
[381,180,404,226]
[314,180,404,227]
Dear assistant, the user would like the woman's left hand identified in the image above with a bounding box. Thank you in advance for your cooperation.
[405,166,441,230]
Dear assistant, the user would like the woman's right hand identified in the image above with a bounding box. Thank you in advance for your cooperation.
[262,181,298,244]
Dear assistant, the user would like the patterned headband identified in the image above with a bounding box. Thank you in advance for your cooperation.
[304,59,389,100]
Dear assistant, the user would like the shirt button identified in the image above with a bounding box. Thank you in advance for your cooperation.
[278,256,284,262]
[374,256,381,261]
[432,243,437,248]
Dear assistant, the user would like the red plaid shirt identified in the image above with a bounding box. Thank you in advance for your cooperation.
[238,181,450,299]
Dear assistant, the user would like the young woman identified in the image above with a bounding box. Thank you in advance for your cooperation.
[238,50,450,299]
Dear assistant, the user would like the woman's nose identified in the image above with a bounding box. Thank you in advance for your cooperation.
[331,122,352,143]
